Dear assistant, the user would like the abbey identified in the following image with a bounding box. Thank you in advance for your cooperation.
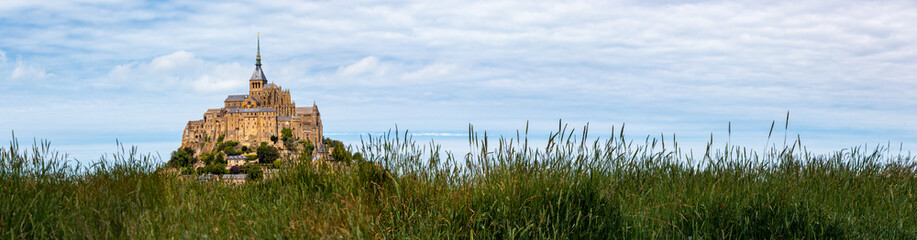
[181,37,323,153]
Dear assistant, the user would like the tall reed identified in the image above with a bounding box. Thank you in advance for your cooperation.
[2,122,915,238]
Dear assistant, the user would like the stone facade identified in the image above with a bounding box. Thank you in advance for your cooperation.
[181,39,323,154]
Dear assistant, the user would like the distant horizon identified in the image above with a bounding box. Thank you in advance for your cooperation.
[2,0,915,162]
[4,119,913,164]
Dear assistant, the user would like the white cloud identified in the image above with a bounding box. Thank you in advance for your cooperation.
[0,49,6,63]
[337,56,385,76]
[102,51,248,93]
[402,63,458,80]
[3,0,917,154]
[10,60,54,80]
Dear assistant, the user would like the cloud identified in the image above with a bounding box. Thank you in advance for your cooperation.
[402,63,458,80]
[2,0,917,155]
[0,49,6,63]
[10,60,55,80]
[101,51,248,93]
[337,56,385,77]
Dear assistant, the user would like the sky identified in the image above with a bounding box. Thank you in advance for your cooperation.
[1,0,915,163]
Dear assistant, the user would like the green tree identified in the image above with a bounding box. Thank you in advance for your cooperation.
[199,152,214,165]
[281,128,294,142]
[168,147,196,168]
[270,135,278,143]
[352,152,364,162]
[214,153,226,164]
[216,141,240,155]
[243,165,263,181]
[281,128,297,150]
[331,145,351,163]
[257,144,280,164]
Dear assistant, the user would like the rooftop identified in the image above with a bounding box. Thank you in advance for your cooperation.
[225,94,249,102]
[250,66,267,82]
[227,107,275,114]
[295,106,315,115]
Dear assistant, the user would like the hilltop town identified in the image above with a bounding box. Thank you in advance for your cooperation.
[181,36,323,155]
[167,36,358,181]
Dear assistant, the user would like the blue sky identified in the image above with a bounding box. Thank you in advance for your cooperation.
[1,0,915,162]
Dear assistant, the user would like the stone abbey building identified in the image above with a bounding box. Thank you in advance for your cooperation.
[181,37,323,153]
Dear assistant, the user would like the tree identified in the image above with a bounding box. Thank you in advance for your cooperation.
[272,159,284,169]
[199,152,214,165]
[213,153,226,164]
[281,128,294,142]
[352,152,364,162]
[331,145,351,163]
[168,147,196,168]
[216,141,240,155]
[243,165,263,181]
[229,165,243,174]
[270,135,278,143]
[280,128,296,150]
[257,144,280,164]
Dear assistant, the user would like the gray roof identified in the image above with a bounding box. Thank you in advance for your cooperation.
[227,107,275,114]
[225,174,246,180]
[225,94,249,102]
[250,65,267,82]
[295,107,314,116]
[277,116,292,121]
[227,155,246,160]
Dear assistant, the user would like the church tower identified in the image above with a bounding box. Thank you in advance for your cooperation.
[249,33,268,92]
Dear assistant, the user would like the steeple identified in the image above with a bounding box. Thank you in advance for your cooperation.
[250,33,267,91]
[256,32,262,66]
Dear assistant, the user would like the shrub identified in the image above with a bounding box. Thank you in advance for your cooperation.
[198,164,227,175]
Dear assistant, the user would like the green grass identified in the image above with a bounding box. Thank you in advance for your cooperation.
[2,123,915,239]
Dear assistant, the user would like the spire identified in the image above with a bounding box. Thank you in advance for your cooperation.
[256,32,262,66]
[250,33,267,82]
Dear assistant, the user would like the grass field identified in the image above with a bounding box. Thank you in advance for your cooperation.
[2,123,915,239]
